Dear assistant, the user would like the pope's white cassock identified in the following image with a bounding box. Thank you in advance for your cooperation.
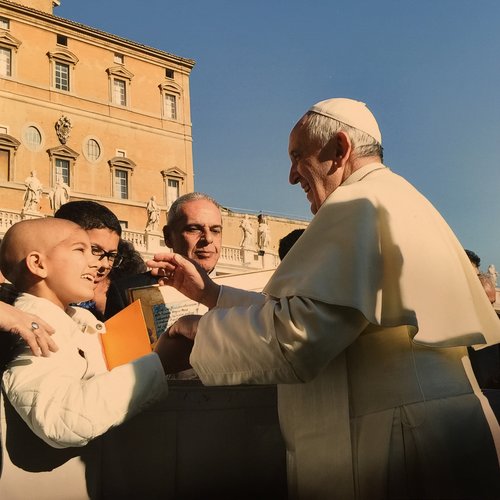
[190,163,500,499]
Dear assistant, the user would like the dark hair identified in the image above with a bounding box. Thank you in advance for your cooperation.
[278,229,305,260]
[108,239,147,282]
[465,249,481,268]
[54,201,122,236]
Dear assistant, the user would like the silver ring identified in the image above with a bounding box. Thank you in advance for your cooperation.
[30,321,40,331]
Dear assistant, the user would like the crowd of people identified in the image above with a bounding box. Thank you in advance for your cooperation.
[1,97,500,498]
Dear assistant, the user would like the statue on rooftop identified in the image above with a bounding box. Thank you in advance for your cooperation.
[239,214,254,249]
[49,175,71,213]
[257,214,271,250]
[23,170,43,212]
[487,264,498,287]
[145,195,161,232]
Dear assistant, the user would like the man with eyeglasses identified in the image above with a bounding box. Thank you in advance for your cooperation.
[55,200,123,320]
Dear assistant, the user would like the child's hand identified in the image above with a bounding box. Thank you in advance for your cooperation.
[153,333,193,374]
[166,315,201,341]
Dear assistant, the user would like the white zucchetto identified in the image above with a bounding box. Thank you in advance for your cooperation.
[309,98,382,144]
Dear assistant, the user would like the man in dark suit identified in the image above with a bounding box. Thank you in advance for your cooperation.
[104,192,222,319]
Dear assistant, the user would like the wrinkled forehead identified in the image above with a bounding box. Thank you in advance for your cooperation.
[289,114,308,137]
[289,115,315,150]
[178,200,222,226]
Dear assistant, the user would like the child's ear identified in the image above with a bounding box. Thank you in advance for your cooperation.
[25,252,48,278]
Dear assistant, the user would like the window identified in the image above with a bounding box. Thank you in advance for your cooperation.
[107,66,134,107]
[47,145,79,188]
[0,47,11,77]
[114,53,124,64]
[113,78,126,105]
[108,156,135,199]
[165,68,174,79]
[55,61,69,90]
[55,158,70,184]
[47,49,78,92]
[85,138,101,161]
[166,179,179,209]
[0,134,21,182]
[114,170,128,199]
[56,34,68,46]
[161,167,185,208]
[159,82,181,121]
[164,93,177,120]
[0,32,20,78]
[0,149,9,182]
[0,17,9,30]
[24,126,42,150]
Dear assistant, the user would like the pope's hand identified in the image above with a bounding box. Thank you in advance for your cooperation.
[147,253,220,308]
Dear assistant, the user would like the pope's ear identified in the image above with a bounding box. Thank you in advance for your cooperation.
[335,131,352,160]
[25,251,48,278]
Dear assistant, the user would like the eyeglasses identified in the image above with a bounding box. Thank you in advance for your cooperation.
[91,245,123,268]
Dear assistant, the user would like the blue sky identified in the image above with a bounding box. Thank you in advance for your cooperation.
[57,1,500,269]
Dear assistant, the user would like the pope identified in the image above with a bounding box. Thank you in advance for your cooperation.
[150,98,500,500]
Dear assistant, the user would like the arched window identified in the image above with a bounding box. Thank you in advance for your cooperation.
[23,125,43,151]
[83,137,102,162]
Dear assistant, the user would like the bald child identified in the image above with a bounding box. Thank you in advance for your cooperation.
[0,218,188,449]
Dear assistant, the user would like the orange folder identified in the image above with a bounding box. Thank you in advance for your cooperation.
[101,299,153,370]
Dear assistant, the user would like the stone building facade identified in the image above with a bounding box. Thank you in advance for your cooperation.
[0,0,194,238]
[0,0,309,273]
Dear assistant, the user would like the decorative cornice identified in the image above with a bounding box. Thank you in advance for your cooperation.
[108,156,136,171]
[106,65,134,80]
[158,81,182,93]
[0,29,21,48]
[161,167,185,178]
[0,133,20,149]
[47,144,79,159]
[46,47,78,64]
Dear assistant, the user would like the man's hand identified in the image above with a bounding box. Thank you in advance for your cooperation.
[147,253,220,309]
[153,333,193,374]
[167,315,201,341]
[0,302,57,357]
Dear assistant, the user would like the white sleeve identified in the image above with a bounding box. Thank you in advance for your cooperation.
[217,285,267,307]
[2,350,168,449]
[191,293,368,386]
